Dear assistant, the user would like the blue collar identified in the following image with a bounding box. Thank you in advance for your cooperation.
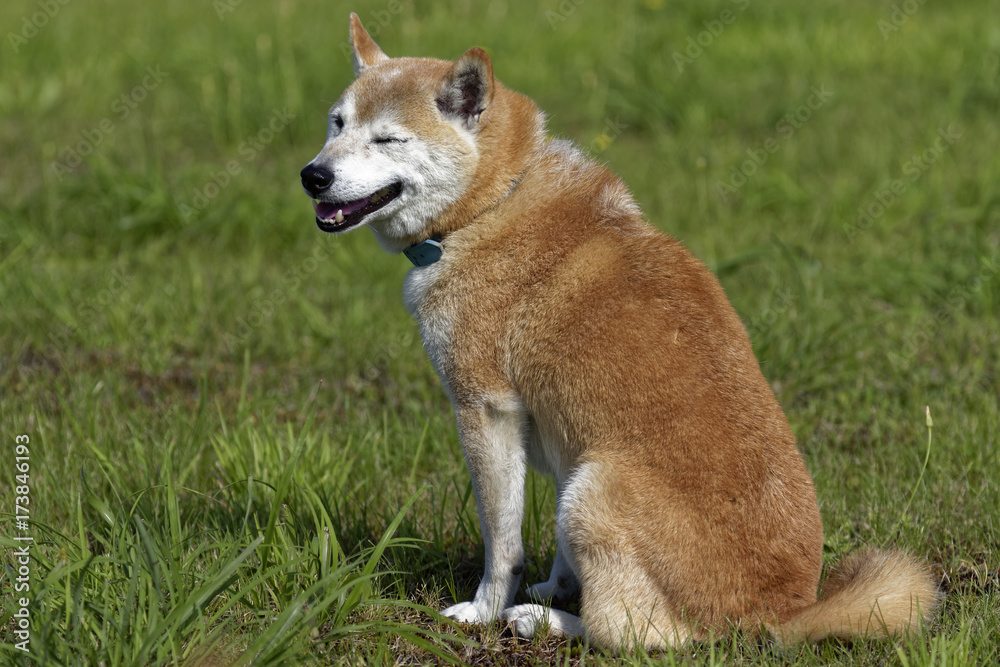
[403,234,443,267]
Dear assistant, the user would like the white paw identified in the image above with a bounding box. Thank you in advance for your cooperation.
[501,604,585,639]
[500,604,547,638]
[441,601,493,625]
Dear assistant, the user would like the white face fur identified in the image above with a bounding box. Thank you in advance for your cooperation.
[307,88,477,253]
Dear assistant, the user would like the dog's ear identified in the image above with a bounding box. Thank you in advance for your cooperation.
[349,12,389,76]
[436,48,495,131]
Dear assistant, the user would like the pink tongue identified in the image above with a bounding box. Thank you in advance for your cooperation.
[315,195,370,220]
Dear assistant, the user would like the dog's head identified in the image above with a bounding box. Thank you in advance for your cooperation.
[300,14,499,253]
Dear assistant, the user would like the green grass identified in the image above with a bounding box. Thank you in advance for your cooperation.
[1,0,997,664]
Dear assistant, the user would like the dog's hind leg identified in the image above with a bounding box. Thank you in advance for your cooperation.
[527,482,581,603]
[576,552,690,650]
[560,460,691,651]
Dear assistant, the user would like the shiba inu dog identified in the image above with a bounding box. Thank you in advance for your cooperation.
[299,14,941,650]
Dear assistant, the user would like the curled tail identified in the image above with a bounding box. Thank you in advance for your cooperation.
[772,549,941,643]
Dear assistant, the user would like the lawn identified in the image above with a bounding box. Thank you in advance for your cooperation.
[1,0,998,664]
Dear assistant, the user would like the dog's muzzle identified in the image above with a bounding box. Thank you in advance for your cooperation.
[300,160,404,233]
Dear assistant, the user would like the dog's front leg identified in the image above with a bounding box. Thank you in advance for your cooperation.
[442,402,527,625]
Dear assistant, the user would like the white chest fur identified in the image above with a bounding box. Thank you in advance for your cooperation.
[403,261,456,398]
[402,259,569,482]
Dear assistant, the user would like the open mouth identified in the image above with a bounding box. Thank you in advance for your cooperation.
[313,182,403,233]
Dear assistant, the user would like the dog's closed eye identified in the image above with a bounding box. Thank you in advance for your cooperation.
[373,136,407,144]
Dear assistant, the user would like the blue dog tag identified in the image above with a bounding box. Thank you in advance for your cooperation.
[403,236,443,267]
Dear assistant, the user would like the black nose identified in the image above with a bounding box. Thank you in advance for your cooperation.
[300,163,334,197]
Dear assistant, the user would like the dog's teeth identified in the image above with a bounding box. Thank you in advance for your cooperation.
[335,209,344,223]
